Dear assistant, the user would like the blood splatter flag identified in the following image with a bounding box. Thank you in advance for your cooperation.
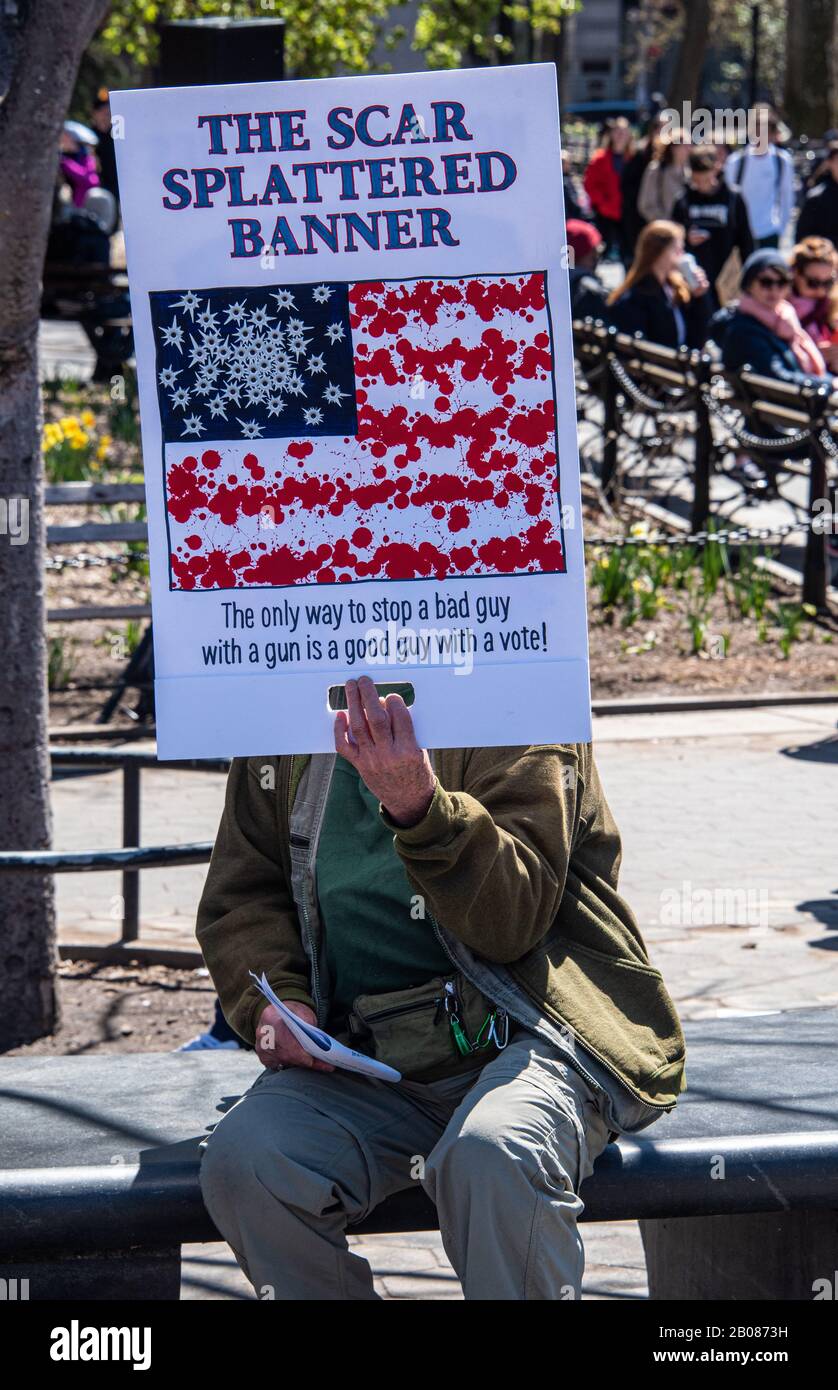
[150,271,565,591]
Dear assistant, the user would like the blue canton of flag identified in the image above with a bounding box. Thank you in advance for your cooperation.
[149,282,358,443]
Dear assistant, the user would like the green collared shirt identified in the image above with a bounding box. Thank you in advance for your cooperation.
[315,757,451,1023]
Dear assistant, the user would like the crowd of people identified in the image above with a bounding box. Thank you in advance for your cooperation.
[567,105,838,489]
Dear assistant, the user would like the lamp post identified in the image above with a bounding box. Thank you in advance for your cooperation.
[748,3,761,111]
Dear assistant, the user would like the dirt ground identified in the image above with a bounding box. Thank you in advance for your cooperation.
[587,594,838,698]
[4,960,231,1057]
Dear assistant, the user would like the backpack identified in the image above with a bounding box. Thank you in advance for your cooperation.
[727,146,785,222]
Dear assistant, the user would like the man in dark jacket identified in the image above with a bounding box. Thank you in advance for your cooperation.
[797,143,838,243]
[673,150,754,308]
[621,113,664,257]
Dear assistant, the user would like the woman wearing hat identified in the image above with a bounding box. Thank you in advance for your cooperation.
[59,121,99,208]
[707,248,831,488]
[566,219,609,321]
[710,248,830,385]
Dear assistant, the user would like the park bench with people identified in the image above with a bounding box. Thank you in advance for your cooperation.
[572,316,837,607]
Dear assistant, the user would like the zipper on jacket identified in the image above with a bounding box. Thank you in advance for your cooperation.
[361,996,444,1025]
[298,888,323,1023]
[289,757,335,1028]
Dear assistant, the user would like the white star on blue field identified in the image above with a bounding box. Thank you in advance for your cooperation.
[149,282,357,443]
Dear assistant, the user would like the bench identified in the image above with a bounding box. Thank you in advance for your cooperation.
[573,319,715,527]
[1,1006,836,1300]
[713,369,837,608]
[572,318,838,609]
[41,259,133,382]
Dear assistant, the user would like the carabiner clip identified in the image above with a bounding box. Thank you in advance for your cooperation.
[488,1008,509,1051]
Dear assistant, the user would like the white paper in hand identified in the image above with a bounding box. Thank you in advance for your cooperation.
[249,971,401,1082]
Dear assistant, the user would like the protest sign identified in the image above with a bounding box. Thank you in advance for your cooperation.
[111,63,591,756]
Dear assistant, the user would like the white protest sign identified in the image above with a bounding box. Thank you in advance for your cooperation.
[111,63,591,757]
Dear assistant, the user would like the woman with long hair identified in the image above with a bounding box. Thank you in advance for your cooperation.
[621,112,666,257]
[583,117,634,264]
[788,236,838,373]
[637,131,691,224]
[607,219,710,348]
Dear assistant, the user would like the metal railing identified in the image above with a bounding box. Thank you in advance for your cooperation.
[0,748,229,944]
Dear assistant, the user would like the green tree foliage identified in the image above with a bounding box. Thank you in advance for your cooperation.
[88,0,395,86]
[414,0,580,70]
[80,0,583,101]
[711,0,786,104]
[626,1,786,109]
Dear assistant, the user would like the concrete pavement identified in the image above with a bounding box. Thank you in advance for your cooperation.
[53,702,838,1018]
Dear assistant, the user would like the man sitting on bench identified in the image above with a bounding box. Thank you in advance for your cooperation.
[196,676,685,1301]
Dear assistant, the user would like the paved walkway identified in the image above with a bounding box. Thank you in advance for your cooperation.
[49,700,838,1298]
[54,702,838,1014]
[40,320,96,383]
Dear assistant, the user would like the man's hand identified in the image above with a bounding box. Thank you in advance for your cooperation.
[255,1000,335,1072]
[333,674,436,828]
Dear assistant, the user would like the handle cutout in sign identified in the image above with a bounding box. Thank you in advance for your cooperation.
[327,682,416,711]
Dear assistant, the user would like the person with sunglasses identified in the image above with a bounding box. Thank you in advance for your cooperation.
[789,237,838,373]
[707,249,831,488]
[672,148,754,312]
[709,249,829,385]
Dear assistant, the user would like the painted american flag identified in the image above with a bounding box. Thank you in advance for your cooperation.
[150,272,565,591]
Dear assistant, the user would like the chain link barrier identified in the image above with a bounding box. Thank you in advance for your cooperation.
[585,519,812,549]
[701,386,815,453]
[46,551,148,572]
[608,354,701,416]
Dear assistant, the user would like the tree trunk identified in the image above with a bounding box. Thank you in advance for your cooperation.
[785,0,837,135]
[0,0,110,1047]
[666,0,711,109]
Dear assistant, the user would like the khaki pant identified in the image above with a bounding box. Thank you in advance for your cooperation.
[199,1027,614,1300]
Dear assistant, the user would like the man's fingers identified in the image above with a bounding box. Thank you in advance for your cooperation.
[385,692,418,748]
[357,675,392,741]
[345,679,373,747]
[333,709,358,761]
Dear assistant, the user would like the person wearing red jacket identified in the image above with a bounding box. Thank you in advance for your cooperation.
[583,118,633,264]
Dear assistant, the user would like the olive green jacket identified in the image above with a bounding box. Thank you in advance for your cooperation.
[196,743,687,1112]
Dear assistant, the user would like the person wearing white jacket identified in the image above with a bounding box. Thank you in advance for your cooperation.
[724,111,795,249]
